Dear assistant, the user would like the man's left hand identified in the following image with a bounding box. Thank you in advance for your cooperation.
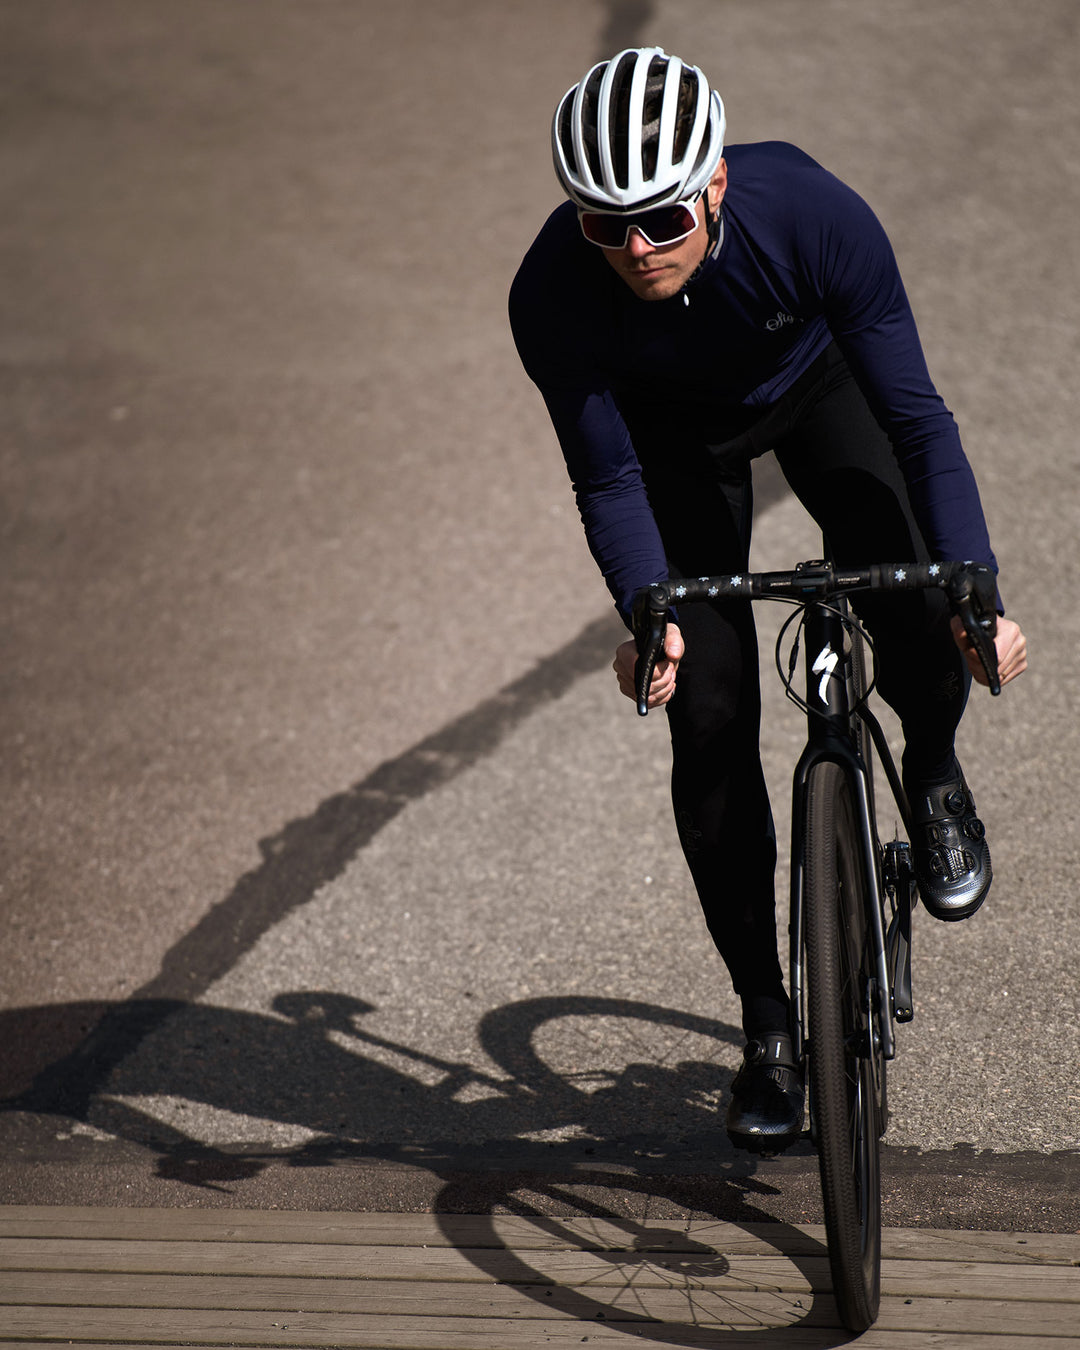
[951,615,1028,688]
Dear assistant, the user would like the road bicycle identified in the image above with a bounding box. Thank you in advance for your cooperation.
[632,558,999,1331]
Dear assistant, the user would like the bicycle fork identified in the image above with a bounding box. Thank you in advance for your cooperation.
[788,598,897,1070]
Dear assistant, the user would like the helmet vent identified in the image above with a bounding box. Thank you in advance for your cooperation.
[607,50,638,190]
[671,68,699,168]
[557,97,579,178]
[580,64,607,187]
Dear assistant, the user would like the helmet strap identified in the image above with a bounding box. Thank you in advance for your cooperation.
[682,207,724,293]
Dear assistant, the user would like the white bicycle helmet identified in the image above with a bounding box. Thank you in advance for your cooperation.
[553,47,726,212]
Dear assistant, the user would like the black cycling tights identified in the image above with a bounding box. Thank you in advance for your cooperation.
[623,345,970,1037]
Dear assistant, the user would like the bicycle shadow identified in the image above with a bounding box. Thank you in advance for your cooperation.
[434,1181,846,1345]
[1,988,848,1346]
[3,990,755,1171]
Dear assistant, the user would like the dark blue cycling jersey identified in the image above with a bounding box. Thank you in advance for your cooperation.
[509,141,997,620]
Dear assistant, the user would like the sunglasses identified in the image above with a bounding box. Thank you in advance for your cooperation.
[578,192,703,250]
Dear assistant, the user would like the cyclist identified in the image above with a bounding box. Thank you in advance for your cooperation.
[509,47,1027,1149]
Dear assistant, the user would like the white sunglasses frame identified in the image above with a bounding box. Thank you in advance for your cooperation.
[577,191,704,250]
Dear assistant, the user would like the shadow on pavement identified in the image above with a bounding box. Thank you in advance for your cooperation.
[1,987,840,1345]
[2,988,788,1177]
[0,453,832,1344]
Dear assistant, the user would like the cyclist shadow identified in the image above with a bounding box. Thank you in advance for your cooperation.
[2,989,840,1345]
[4,990,756,1170]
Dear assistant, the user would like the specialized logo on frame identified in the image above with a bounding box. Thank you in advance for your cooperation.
[812,643,840,704]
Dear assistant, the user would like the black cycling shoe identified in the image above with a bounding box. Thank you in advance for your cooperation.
[907,765,992,921]
[726,1033,804,1153]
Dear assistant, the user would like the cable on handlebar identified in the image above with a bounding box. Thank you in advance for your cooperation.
[773,599,879,721]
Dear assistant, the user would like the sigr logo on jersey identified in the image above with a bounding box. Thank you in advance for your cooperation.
[766,310,797,332]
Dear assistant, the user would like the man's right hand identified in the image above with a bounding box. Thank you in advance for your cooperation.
[614,622,684,709]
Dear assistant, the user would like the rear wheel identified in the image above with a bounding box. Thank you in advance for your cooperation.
[803,760,883,1331]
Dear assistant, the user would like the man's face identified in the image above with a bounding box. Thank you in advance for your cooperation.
[601,162,727,302]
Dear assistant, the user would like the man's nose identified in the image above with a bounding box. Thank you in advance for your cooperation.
[625,228,655,257]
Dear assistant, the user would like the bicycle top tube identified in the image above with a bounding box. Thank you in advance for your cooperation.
[631,559,1000,713]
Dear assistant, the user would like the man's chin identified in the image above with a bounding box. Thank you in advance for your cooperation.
[622,268,683,301]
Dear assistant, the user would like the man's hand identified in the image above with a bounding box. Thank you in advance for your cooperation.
[951,615,1028,688]
[614,622,684,708]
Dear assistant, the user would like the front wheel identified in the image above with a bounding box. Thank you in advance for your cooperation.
[803,760,883,1331]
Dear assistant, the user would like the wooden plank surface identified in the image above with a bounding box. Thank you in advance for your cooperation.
[4,1236,1080,1300]
[0,1207,1076,1264]
[1,1206,1078,1348]
[0,1315,1076,1350]
[3,1274,1080,1336]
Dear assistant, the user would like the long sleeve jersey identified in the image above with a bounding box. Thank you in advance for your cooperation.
[509,141,997,620]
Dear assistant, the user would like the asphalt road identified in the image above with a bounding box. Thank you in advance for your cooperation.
[2,0,1078,1225]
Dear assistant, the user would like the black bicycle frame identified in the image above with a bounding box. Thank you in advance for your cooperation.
[630,558,1000,1066]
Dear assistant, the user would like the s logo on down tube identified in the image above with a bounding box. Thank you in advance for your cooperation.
[812,644,840,704]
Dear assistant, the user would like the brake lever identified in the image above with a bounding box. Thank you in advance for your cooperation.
[631,587,668,717]
[947,564,1001,696]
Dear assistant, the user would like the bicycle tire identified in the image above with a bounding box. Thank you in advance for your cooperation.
[803,759,883,1331]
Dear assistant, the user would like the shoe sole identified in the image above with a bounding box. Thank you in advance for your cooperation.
[727,1128,806,1156]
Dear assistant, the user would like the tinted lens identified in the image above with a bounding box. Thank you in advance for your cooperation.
[580,202,698,249]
